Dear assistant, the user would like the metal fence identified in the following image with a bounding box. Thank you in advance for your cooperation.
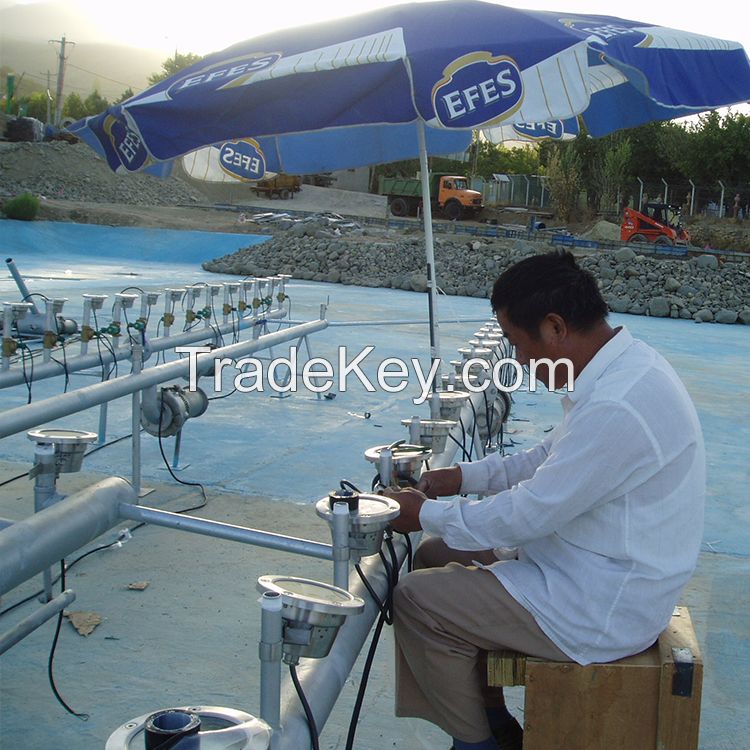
[471,174,750,218]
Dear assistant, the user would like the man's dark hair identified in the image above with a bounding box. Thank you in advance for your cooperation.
[490,250,607,335]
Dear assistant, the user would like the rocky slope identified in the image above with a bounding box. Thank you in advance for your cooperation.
[204,230,750,324]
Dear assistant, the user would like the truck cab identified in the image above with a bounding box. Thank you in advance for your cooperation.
[436,175,483,220]
[379,173,483,220]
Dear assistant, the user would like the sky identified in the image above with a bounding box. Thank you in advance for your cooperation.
[1,0,749,58]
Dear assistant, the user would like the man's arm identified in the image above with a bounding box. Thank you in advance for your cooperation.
[458,436,554,495]
[419,401,656,551]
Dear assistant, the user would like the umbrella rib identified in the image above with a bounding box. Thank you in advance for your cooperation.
[555,57,575,114]
[535,68,554,120]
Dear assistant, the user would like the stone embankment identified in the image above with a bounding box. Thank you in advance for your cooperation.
[204,229,750,324]
[0,141,202,206]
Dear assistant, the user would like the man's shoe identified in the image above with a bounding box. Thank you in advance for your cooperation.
[447,717,522,750]
[492,715,523,750]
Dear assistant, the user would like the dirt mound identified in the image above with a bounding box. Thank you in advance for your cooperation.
[582,220,621,241]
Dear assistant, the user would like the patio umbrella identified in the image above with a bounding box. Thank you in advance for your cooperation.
[71,0,750,374]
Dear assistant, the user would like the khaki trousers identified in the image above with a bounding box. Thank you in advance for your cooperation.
[393,537,567,742]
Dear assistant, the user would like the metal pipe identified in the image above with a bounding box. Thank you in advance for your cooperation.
[5,258,39,315]
[0,318,328,439]
[275,534,410,750]
[331,502,351,591]
[117,504,334,560]
[0,308,288,390]
[637,177,644,212]
[0,477,135,597]
[0,589,76,655]
[131,343,143,496]
[274,393,469,748]
[286,317,489,328]
[259,592,283,737]
[417,120,441,384]
[689,179,696,217]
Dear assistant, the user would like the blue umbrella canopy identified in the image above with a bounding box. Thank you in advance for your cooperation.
[71,0,750,175]
[70,0,750,377]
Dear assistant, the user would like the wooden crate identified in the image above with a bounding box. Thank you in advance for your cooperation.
[486,606,702,750]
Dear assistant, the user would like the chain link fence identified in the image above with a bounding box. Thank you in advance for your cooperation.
[470,174,750,221]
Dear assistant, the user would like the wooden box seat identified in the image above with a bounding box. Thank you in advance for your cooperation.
[486,606,703,750]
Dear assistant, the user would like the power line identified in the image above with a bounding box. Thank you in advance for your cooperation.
[66,62,139,91]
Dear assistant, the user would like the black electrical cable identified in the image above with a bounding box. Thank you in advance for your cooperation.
[54,314,71,393]
[289,664,320,750]
[0,469,30,488]
[344,608,386,750]
[345,534,402,750]
[47,560,89,721]
[467,398,478,459]
[91,308,108,381]
[339,479,361,494]
[156,405,208,512]
[14,321,34,403]
[482,389,494,451]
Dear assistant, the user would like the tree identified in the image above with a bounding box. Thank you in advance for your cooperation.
[599,137,632,213]
[62,92,86,121]
[114,87,135,104]
[474,138,541,178]
[83,89,109,116]
[19,90,52,122]
[148,52,203,85]
[546,144,582,223]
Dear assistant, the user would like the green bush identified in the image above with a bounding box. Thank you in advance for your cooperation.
[2,193,40,221]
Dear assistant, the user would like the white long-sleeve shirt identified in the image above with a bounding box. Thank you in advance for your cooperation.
[419,327,705,664]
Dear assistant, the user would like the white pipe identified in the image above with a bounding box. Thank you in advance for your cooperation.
[260,592,283,736]
[332,502,351,591]
[0,318,328,439]
[689,180,696,217]
[637,177,644,211]
[416,120,442,384]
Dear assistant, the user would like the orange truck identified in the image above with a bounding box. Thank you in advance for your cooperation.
[620,203,690,246]
[379,173,483,220]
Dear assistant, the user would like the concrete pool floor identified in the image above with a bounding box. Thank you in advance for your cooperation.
[0,220,748,749]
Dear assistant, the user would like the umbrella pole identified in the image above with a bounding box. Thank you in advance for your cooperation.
[416,121,441,391]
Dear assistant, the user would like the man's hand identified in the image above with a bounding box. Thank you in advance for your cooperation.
[416,465,462,499]
[384,487,427,533]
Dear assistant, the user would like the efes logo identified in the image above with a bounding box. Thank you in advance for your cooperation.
[219,139,266,181]
[559,17,642,43]
[433,52,523,129]
[101,110,148,171]
[512,121,566,141]
[168,53,282,98]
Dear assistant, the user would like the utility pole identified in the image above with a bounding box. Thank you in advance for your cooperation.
[46,71,52,124]
[49,35,75,127]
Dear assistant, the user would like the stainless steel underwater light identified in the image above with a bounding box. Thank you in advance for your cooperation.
[400,417,457,455]
[106,705,272,750]
[26,428,98,475]
[256,575,365,664]
[316,490,400,560]
[364,442,431,487]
